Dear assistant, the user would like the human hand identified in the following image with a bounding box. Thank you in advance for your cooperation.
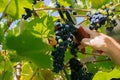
[81,28,113,53]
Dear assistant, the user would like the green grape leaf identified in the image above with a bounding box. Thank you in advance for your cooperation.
[6,30,52,68]
[0,0,8,12]
[88,0,111,9]
[58,0,71,6]
[21,62,33,80]
[95,56,115,71]
[64,50,73,63]
[86,62,99,74]
[24,16,54,36]
[3,71,13,80]
[93,67,120,80]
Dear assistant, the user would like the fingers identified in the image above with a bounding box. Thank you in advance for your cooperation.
[81,38,91,46]
[82,27,100,37]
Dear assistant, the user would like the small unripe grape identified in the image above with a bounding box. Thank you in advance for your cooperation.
[99,9,104,13]
[105,4,110,8]
[108,16,112,19]
[108,10,112,14]
[102,11,107,15]
[58,39,63,43]
[102,5,105,9]
[96,23,100,26]
[113,15,117,19]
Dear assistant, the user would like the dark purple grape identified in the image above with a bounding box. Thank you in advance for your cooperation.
[69,58,93,80]
[73,12,77,15]
[89,25,94,30]
[106,27,114,32]
[111,18,118,26]
[111,6,115,11]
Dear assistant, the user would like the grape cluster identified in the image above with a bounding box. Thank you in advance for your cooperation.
[69,42,79,57]
[22,7,33,20]
[87,2,117,31]
[69,58,93,80]
[51,20,79,73]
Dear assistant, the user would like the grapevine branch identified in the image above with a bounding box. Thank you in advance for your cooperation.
[114,3,120,7]
[64,58,111,69]
[34,8,91,12]
[34,3,120,12]
[0,0,11,21]
[84,58,111,64]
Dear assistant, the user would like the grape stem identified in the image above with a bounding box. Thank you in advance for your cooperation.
[83,53,106,56]
[63,69,70,80]
[84,58,111,64]
[114,3,120,7]
[74,15,87,17]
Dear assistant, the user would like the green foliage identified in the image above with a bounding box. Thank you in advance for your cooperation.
[93,67,120,80]
[6,30,52,68]
[0,26,4,43]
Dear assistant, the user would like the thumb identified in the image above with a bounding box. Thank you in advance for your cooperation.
[81,38,92,46]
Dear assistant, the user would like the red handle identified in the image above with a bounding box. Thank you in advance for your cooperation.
[78,27,90,38]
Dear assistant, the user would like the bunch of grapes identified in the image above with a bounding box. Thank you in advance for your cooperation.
[87,2,117,31]
[51,20,80,73]
[69,58,93,80]
[69,42,79,57]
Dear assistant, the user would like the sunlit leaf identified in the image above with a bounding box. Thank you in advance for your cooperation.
[6,30,52,68]
[93,67,120,80]
[88,0,111,9]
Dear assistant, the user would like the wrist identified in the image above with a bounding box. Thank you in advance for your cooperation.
[105,36,120,57]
